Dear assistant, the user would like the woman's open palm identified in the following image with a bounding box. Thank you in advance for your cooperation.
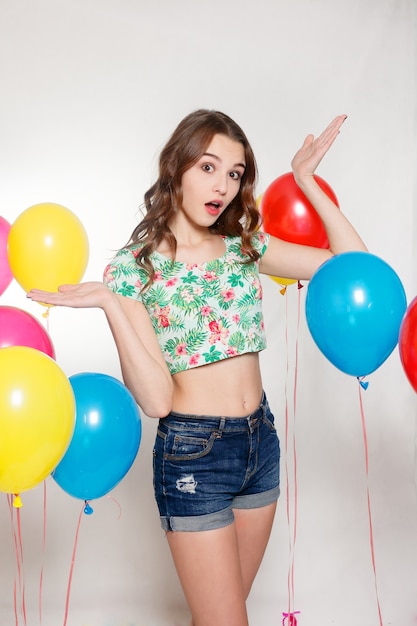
[27,281,112,309]
[291,114,347,179]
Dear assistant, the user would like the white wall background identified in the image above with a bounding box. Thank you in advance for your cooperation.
[0,1,416,625]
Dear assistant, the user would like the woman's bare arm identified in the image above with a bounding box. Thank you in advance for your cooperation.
[27,282,174,417]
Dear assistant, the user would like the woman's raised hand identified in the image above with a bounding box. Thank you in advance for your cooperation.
[291,114,347,184]
[27,281,114,309]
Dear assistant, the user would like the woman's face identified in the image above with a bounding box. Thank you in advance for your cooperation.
[178,133,246,229]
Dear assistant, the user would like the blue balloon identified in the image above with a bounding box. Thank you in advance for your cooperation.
[305,252,407,377]
[52,372,142,501]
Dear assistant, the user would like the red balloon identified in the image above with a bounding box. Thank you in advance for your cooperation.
[0,306,55,358]
[260,172,339,248]
[399,296,417,393]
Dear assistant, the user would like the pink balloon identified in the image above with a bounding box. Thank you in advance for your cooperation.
[0,306,55,358]
[0,216,13,295]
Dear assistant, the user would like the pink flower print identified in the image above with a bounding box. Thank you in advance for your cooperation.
[166,277,178,287]
[232,314,240,324]
[221,287,235,302]
[252,278,262,298]
[226,346,239,357]
[201,305,213,317]
[186,263,200,271]
[175,343,187,356]
[132,248,140,258]
[153,305,171,328]
[224,254,240,267]
[239,245,249,257]
[153,270,163,282]
[189,353,201,366]
[181,289,194,303]
[203,270,218,281]
[103,264,115,284]
[247,328,256,341]
[193,286,203,296]
[164,352,174,366]
[208,320,229,344]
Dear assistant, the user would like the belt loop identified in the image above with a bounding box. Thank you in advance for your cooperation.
[246,413,254,433]
[218,417,226,433]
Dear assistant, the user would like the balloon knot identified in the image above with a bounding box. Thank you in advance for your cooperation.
[13,494,23,508]
[282,611,300,625]
[357,376,369,390]
[280,287,287,296]
[297,280,303,289]
[83,501,94,515]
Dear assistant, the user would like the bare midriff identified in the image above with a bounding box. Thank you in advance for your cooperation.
[171,352,263,417]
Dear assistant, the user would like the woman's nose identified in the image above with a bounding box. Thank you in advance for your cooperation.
[213,175,227,195]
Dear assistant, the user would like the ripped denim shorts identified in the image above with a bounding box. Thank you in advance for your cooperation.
[152,392,280,532]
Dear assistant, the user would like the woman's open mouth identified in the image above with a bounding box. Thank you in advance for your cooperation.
[205,201,223,216]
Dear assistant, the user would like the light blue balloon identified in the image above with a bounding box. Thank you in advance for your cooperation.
[52,372,142,501]
[305,252,407,377]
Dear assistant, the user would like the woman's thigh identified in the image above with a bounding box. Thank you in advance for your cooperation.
[234,502,277,598]
[166,522,249,626]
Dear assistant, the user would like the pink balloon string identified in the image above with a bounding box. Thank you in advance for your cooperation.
[105,494,123,520]
[63,503,85,626]
[14,581,18,626]
[39,481,47,625]
[7,494,19,626]
[7,494,27,626]
[282,610,300,625]
[282,287,301,622]
[278,279,303,296]
[44,310,51,334]
[358,381,384,626]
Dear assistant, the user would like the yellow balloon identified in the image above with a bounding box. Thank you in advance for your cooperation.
[270,276,297,287]
[7,202,89,293]
[0,346,75,494]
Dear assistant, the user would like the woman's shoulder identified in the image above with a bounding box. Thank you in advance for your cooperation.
[106,241,152,268]
[224,231,270,257]
[103,244,148,297]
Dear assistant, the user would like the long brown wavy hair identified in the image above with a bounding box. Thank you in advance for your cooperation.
[128,109,261,286]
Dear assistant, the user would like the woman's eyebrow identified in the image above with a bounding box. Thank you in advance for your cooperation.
[203,152,246,170]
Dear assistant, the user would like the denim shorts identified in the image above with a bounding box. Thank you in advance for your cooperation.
[152,392,280,532]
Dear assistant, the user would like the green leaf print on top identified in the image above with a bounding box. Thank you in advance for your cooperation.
[105,233,270,374]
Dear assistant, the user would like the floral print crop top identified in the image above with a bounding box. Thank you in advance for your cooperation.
[103,232,270,375]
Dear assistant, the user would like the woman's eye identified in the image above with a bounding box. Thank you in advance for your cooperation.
[230,171,241,180]
[202,164,214,173]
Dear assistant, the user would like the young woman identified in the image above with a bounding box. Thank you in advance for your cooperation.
[28,110,367,626]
